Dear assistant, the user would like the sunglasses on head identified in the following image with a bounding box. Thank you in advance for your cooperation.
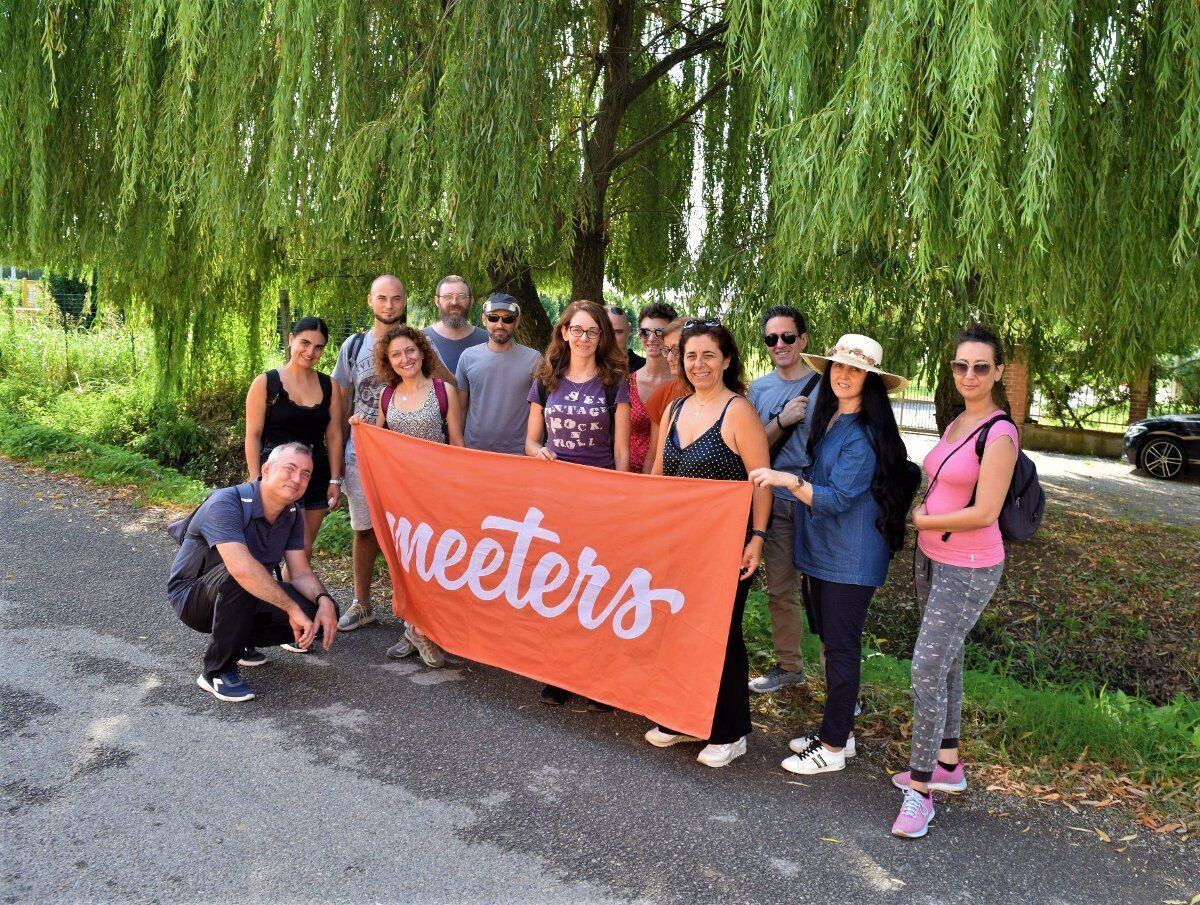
[950,359,996,377]
[764,332,798,348]
[639,326,666,339]
[682,318,722,331]
[485,313,518,324]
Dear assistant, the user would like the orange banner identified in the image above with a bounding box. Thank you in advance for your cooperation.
[354,423,752,738]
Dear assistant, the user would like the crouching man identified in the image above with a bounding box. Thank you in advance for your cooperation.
[167,442,340,702]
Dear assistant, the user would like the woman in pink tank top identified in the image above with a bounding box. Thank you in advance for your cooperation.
[889,324,1018,840]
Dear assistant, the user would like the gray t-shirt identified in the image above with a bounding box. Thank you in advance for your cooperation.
[455,343,543,454]
[422,325,487,376]
[748,369,822,502]
[331,330,384,459]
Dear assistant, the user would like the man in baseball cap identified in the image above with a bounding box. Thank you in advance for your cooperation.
[454,294,544,454]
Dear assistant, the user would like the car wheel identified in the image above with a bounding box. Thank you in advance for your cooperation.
[1139,437,1187,480]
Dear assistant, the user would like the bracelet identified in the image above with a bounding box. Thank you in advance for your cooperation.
[773,413,786,429]
[316,592,335,606]
[329,478,343,485]
[792,475,804,494]
[750,529,768,541]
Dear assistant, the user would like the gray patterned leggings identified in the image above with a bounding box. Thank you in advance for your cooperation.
[910,549,1004,778]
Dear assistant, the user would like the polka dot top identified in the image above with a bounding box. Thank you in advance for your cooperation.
[662,395,747,482]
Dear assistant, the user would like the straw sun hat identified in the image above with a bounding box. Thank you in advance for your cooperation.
[801,333,909,394]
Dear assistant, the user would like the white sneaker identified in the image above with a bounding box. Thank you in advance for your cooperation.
[696,736,747,768]
[789,733,856,757]
[337,599,375,631]
[644,727,703,748]
[781,739,846,774]
[404,625,444,668]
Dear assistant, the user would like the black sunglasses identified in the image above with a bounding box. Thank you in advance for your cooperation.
[764,332,798,347]
[485,313,518,324]
[682,318,722,330]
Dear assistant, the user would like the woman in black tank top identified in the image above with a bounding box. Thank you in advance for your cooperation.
[245,317,345,560]
[643,321,771,770]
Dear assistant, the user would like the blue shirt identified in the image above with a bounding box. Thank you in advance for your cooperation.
[747,370,821,503]
[792,413,890,588]
[167,481,305,612]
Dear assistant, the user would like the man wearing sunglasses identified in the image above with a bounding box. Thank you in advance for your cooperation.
[747,305,821,694]
[422,274,488,376]
[455,294,544,454]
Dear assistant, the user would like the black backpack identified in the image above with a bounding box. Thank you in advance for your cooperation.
[974,414,1044,541]
[167,483,257,579]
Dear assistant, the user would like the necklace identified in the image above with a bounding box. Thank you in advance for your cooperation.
[690,392,724,416]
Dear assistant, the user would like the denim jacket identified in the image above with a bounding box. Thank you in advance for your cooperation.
[792,413,890,588]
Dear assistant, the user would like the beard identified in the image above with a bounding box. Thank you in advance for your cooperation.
[441,312,468,330]
[376,313,405,326]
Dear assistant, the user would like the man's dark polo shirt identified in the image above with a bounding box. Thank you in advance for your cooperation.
[167,482,305,614]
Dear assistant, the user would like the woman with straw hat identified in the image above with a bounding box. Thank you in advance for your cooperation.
[750,333,916,776]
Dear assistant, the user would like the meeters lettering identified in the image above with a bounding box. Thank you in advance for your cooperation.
[384,506,685,639]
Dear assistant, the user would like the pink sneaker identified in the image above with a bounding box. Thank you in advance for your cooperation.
[891,762,967,793]
[892,789,935,838]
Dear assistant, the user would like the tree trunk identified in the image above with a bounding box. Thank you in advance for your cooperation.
[487,258,550,352]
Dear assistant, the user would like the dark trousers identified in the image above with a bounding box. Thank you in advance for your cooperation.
[661,572,753,744]
[178,564,319,677]
[802,575,875,748]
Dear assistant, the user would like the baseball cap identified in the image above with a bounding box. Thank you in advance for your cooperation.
[483,293,521,315]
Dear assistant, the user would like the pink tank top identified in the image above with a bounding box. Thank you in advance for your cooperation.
[918,412,1019,568]
[629,372,651,472]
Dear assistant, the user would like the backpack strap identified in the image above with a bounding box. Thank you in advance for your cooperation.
[434,378,448,416]
[347,331,366,393]
[974,413,1013,460]
[380,384,395,420]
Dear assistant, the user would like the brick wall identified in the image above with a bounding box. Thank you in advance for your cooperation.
[1128,364,1152,424]
[1004,346,1031,427]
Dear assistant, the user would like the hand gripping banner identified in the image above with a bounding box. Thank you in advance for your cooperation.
[354,423,752,738]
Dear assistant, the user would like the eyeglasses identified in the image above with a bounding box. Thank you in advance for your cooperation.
[662,345,679,359]
[764,332,798,347]
[567,325,601,340]
[639,327,666,339]
[485,313,518,324]
[950,360,996,377]
[682,318,721,330]
[439,293,471,303]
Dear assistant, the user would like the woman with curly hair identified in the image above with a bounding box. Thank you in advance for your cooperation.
[348,324,464,668]
[751,333,915,778]
[526,299,630,708]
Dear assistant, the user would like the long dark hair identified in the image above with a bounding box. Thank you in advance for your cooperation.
[537,299,628,392]
[807,369,911,552]
[677,321,746,394]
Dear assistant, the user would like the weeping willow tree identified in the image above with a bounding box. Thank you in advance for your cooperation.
[726,0,1200,419]
[1,1,759,381]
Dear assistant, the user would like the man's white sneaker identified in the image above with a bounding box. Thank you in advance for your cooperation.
[404,625,444,668]
[781,739,846,774]
[337,599,375,631]
[644,727,703,748]
[789,733,856,757]
[696,736,747,768]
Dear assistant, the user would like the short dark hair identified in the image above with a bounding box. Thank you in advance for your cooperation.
[290,316,329,341]
[604,305,631,323]
[638,302,679,324]
[760,305,807,336]
[677,321,746,394]
[953,322,1004,365]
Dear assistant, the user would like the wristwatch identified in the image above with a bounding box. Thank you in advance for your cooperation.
[792,475,804,494]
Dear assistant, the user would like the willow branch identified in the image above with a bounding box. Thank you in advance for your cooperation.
[610,75,728,171]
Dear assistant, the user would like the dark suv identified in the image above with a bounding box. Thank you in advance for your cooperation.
[1123,414,1200,479]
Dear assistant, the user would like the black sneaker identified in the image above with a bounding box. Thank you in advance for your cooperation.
[196,669,256,703]
[539,684,571,705]
[585,699,613,713]
[237,648,267,668]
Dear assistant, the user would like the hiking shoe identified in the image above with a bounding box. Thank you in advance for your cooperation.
[789,733,856,758]
[386,635,416,660]
[279,641,310,654]
[404,626,444,668]
[337,599,375,631]
[892,789,935,838]
[781,739,845,774]
[644,727,703,748]
[697,736,748,768]
[539,684,571,705]
[196,670,255,703]
[237,648,267,668]
[891,762,967,793]
[585,699,613,713]
[749,665,804,694]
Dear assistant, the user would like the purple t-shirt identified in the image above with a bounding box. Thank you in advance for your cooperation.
[528,375,630,469]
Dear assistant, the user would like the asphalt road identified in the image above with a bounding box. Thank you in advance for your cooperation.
[1,459,1195,904]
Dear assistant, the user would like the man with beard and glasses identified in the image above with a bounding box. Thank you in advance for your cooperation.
[746,304,821,694]
[455,294,544,454]
[422,274,488,375]
[332,274,448,643]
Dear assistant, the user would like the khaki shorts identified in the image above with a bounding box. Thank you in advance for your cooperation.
[342,456,373,532]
